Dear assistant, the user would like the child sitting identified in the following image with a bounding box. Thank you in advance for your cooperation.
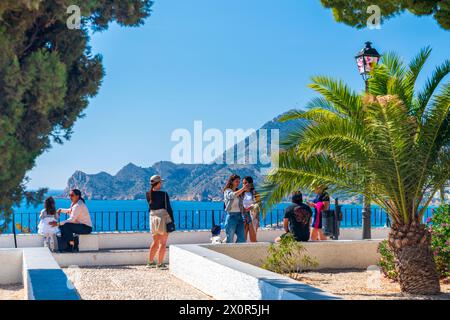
[37,197,60,252]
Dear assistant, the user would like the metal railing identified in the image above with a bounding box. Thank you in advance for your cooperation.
[4,207,436,234]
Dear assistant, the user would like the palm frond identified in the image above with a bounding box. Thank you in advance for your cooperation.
[260,151,363,210]
[383,51,406,79]
[416,59,450,119]
[365,95,418,222]
[369,63,390,96]
[278,109,306,122]
[293,117,372,164]
[309,76,363,118]
[403,46,432,107]
[414,84,450,214]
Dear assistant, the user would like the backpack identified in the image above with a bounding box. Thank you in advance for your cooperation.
[57,234,79,253]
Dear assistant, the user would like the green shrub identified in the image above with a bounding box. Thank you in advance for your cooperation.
[377,239,398,281]
[263,233,318,279]
[427,204,450,279]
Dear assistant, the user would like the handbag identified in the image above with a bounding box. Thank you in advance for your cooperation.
[211,210,221,236]
[164,192,176,233]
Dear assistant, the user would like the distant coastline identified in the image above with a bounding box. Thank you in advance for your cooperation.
[34,189,446,208]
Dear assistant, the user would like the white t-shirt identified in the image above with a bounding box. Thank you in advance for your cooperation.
[230,196,241,213]
[243,192,254,210]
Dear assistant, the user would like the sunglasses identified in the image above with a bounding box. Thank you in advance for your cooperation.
[69,193,76,198]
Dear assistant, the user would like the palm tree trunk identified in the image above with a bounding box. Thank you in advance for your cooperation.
[388,222,441,295]
[362,196,371,239]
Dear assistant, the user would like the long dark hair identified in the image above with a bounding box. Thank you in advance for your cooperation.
[44,197,56,216]
[72,189,85,203]
[243,176,255,193]
[223,174,241,192]
[146,181,161,204]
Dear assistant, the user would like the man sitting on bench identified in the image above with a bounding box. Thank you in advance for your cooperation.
[275,192,313,243]
[49,189,93,252]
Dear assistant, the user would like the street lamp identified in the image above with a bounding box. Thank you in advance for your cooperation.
[355,41,381,240]
[355,41,381,90]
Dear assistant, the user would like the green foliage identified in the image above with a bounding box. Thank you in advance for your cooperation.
[378,240,399,281]
[261,48,449,227]
[428,204,450,278]
[320,0,450,30]
[0,1,153,227]
[262,233,318,279]
[379,205,450,280]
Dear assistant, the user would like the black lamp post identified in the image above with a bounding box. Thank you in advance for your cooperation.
[355,41,381,240]
[355,41,381,91]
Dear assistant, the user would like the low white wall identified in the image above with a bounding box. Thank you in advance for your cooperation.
[0,228,389,251]
[22,248,80,300]
[0,234,43,248]
[170,244,340,300]
[0,248,79,300]
[208,240,383,270]
[0,249,23,285]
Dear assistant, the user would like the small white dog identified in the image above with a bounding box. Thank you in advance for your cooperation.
[211,235,223,245]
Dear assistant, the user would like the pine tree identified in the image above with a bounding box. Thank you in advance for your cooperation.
[320,0,450,30]
[0,0,153,231]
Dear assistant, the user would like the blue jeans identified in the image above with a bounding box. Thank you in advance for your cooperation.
[224,212,245,243]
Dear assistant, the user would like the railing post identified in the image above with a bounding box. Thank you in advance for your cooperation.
[143,211,146,231]
[334,198,340,240]
[276,210,280,228]
[130,211,133,231]
[12,213,17,248]
[115,211,119,231]
[270,210,273,228]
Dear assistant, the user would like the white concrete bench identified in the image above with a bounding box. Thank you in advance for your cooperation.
[76,234,99,252]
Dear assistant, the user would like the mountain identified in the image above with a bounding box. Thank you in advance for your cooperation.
[64,113,302,201]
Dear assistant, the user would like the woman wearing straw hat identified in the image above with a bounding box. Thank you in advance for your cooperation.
[146,175,174,270]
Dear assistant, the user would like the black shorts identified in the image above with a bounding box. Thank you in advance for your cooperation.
[280,232,310,242]
[312,212,322,229]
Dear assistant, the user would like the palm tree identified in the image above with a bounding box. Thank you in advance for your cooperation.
[262,47,449,295]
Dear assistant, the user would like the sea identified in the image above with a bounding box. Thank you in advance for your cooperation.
[2,199,437,234]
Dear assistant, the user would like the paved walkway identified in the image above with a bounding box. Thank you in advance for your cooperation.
[0,284,24,300]
[64,265,211,300]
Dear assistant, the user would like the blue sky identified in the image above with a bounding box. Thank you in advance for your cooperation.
[28,0,450,189]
